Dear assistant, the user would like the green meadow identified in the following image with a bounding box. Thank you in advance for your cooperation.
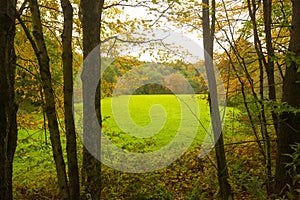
[100,94,212,152]
[14,94,239,199]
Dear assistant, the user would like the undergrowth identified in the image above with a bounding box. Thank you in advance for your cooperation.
[13,129,269,199]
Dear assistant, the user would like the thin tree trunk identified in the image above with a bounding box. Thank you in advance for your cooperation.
[215,5,267,160]
[80,0,104,199]
[0,1,18,199]
[247,0,274,193]
[60,0,80,199]
[261,2,276,192]
[28,0,69,198]
[276,0,300,196]
[202,0,232,199]
[262,0,278,134]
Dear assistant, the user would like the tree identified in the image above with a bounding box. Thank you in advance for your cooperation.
[0,0,18,199]
[245,0,275,193]
[80,0,104,199]
[25,0,70,198]
[276,0,300,195]
[60,0,80,199]
[202,0,233,199]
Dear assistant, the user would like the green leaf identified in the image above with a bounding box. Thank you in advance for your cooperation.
[285,51,300,69]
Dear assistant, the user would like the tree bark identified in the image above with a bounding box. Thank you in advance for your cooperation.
[202,0,232,199]
[80,0,104,199]
[0,0,18,199]
[60,0,80,199]
[28,0,70,198]
[275,0,300,196]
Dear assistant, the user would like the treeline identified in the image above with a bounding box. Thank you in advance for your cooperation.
[101,57,207,97]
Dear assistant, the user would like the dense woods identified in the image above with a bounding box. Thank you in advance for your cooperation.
[1,0,300,199]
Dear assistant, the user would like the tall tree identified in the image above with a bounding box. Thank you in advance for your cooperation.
[246,0,274,193]
[276,0,300,195]
[27,0,70,198]
[80,0,104,199]
[0,0,18,199]
[60,0,80,199]
[202,0,232,199]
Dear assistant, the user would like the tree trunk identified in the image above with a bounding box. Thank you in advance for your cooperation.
[247,0,274,194]
[80,0,104,199]
[202,0,232,199]
[262,0,278,132]
[0,1,18,199]
[60,0,80,199]
[262,0,275,194]
[275,0,300,195]
[29,0,70,198]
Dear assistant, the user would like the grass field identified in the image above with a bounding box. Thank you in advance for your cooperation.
[100,94,211,152]
[13,94,267,200]
[14,94,242,199]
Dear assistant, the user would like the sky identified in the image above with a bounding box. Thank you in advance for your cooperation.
[111,3,206,63]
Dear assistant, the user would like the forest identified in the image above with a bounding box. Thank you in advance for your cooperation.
[1,0,300,199]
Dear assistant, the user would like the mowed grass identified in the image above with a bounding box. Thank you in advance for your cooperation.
[101,94,211,152]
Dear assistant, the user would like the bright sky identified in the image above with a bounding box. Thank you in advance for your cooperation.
[114,4,205,63]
